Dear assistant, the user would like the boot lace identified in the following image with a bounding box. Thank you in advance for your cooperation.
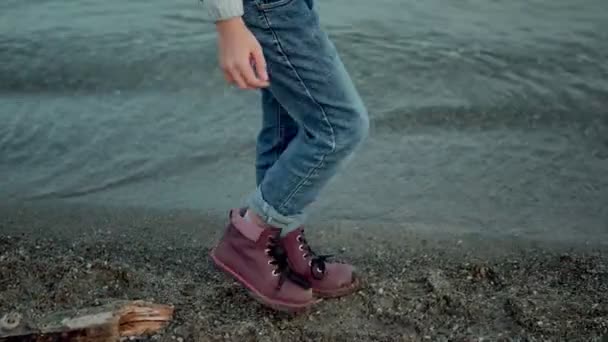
[297,232,334,280]
[266,236,311,290]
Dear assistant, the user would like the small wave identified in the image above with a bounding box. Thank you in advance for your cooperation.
[371,104,607,132]
[22,152,228,201]
[0,33,217,94]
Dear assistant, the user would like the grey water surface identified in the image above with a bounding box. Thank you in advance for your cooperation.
[1,0,607,244]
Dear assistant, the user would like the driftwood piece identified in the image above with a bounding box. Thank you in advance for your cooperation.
[0,300,174,342]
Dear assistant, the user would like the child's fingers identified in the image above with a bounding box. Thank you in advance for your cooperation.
[251,47,268,82]
[223,69,234,84]
[238,61,267,89]
[230,69,248,89]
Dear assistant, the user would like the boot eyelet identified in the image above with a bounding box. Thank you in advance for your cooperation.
[296,235,302,242]
[268,260,273,265]
[302,253,308,259]
[271,270,279,276]
[298,244,304,251]
[316,267,323,273]
[264,248,270,255]
[308,260,312,267]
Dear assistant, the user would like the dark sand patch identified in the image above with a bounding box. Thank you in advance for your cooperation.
[0,203,607,341]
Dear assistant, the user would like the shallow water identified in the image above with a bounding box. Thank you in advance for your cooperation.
[1,0,607,244]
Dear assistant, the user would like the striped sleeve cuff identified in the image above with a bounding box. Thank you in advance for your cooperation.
[204,0,244,22]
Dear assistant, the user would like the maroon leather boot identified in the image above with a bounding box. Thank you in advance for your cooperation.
[281,227,360,298]
[209,209,318,312]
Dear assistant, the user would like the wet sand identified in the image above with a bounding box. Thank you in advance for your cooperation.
[1,202,606,341]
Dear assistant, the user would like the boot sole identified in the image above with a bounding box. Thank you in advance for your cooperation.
[313,273,361,299]
[209,248,320,313]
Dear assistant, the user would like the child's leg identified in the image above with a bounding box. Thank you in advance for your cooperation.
[242,0,369,233]
[255,89,299,186]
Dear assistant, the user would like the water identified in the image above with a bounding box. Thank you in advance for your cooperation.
[1,0,607,244]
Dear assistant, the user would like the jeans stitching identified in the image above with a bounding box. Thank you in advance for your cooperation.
[259,11,336,214]
[274,97,282,166]
[256,0,295,10]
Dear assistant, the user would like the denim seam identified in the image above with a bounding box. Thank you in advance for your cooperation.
[275,98,282,164]
[259,11,336,214]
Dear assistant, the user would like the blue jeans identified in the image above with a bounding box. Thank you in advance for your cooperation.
[243,0,369,232]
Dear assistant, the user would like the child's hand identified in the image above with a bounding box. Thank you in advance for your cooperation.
[216,17,269,89]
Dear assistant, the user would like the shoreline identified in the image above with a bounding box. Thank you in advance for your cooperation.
[1,201,607,341]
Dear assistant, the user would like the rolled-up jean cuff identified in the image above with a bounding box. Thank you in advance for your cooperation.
[246,186,306,232]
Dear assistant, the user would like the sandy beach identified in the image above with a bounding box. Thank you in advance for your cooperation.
[1,202,606,341]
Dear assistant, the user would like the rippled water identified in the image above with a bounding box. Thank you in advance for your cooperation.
[1,0,607,243]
